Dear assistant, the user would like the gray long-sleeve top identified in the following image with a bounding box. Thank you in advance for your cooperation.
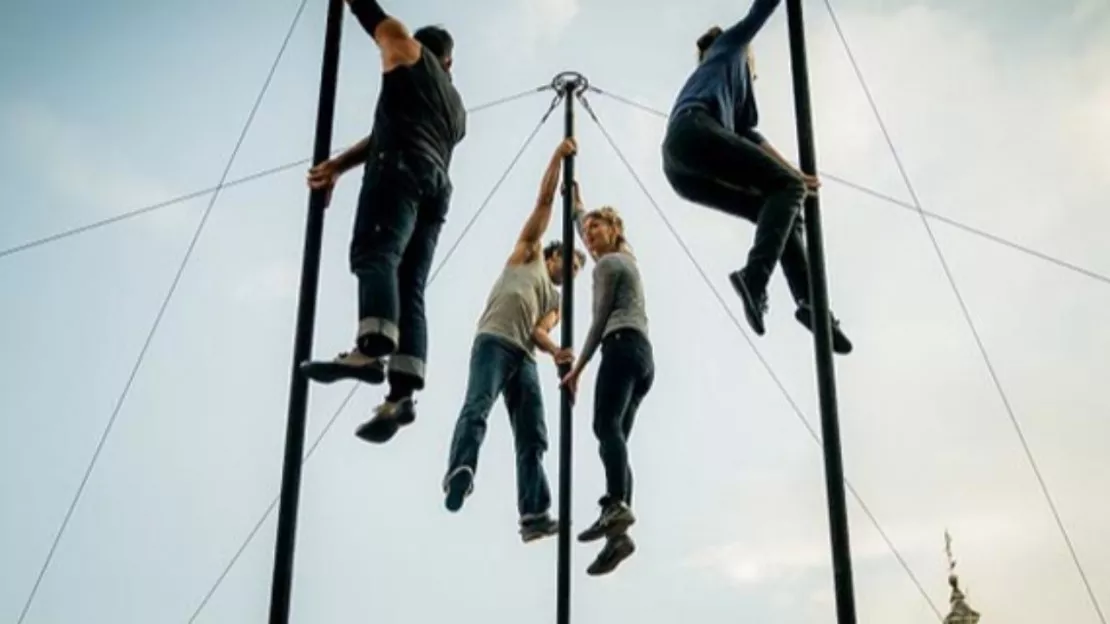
[575,211,650,367]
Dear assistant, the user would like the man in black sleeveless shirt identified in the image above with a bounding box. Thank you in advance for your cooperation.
[300,0,467,443]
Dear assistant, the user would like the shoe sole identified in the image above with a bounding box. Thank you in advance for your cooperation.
[521,525,559,543]
[577,514,635,543]
[353,401,416,445]
[354,418,400,444]
[727,273,766,336]
[794,307,853,355]
[300,360,385,385]
[587,539,636,576]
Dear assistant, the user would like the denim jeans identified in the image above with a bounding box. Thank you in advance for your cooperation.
[593,329,654,507]
[446,333,551,517]
[349,149,452,388]
[662,108,808,297]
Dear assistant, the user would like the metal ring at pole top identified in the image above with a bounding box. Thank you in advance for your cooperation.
[550,71,589,96]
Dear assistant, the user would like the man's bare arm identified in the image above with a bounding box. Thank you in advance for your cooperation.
[332,135,373,173]
[345,0,421,71]
[531,309,561,355]
[508,139,575,265]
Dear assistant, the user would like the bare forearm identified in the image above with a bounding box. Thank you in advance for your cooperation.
[536,153,563,206]
[531,328,559,355]
[333,136,373,172]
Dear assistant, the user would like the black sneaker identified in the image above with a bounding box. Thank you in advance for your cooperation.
[519,513,559,543]
[354,397,416,444]
[728,269,768,336]
[794,303,853,355]
[577,501,635,543]
[586,533,636,576]
[300,350,386,385]
[443,466,474,512]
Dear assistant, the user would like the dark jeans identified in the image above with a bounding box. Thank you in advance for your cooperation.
[447,333,551,517]
[662,108,809,299]
[594,329,654,507]
[350,149,452,389]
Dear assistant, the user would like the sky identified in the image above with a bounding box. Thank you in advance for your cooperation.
[1,0,1109,622]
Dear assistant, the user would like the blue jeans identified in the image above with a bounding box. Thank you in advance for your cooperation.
[447,333,552,517]
[349,149,452,389]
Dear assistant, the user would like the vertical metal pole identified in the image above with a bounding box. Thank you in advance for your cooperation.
[783,1,858,622]
[269,0,343,622]
[556,75,578,624]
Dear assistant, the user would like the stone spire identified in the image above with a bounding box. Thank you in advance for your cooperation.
[944,531,981,624]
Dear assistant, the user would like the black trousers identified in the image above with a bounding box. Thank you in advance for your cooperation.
[349,149,452,389]
[593,329,654,507]
[662,108,810,301]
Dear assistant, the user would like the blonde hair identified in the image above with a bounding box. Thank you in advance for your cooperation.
[584,205,633,256]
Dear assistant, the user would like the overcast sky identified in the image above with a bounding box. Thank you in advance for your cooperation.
[1,0,1108,622]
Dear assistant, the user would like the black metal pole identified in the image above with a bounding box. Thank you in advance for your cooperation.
[783,1,858,622]
[555,71,582,624]
[268,1,343,622]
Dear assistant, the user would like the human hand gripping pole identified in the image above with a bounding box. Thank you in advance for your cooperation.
[560,363,583,404]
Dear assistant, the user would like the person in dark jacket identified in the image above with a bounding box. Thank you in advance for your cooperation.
[661,0,852,354]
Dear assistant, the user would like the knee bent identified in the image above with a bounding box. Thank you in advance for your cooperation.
[350,245,403,273]
[770,172,806,200]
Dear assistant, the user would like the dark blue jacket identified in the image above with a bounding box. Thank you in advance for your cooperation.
[668,0,782,144]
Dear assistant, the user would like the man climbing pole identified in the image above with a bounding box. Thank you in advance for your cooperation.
[562,182,654,576]
[660,0,853,354]
[442,138,585,543]
[299,0,468,443]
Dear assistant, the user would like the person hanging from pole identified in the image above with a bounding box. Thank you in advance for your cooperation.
[560,182,654,576]
[659,0,852,354]
[442,138,585,542]
[298,0,467,443]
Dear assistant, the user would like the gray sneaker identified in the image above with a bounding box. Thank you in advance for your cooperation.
[577,502,635,543]
[519,513,559,543]
[300,350,386,385]
[354,397,415,444]
[586,533,636,576]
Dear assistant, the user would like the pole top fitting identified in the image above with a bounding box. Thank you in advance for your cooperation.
[550,71,589,96]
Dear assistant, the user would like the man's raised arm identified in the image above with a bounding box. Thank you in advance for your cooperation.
[715,0,783,52]
[509,138,577,264]
[344,0,421,70]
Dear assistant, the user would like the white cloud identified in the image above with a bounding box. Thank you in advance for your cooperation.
[530,0,580,41]
[487,0,581,56]
[1071,0,1107,24]
[2,101,192,234]
[230,260,299,303]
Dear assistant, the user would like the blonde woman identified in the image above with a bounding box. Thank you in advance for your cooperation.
[561,183,654,576]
